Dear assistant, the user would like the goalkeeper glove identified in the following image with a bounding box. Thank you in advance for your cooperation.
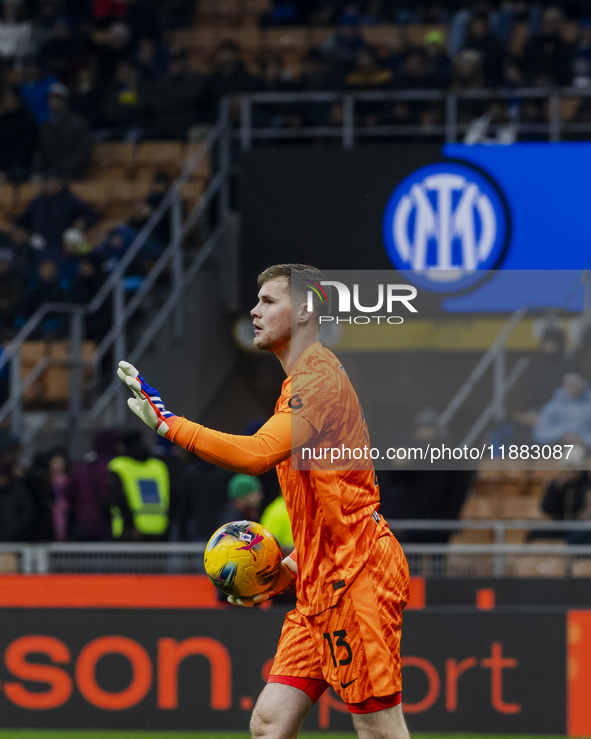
[117,360,176,437]
[228,554,297,607]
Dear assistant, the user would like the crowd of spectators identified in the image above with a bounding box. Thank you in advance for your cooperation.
[1,0,591,342]
[0,424,285,544]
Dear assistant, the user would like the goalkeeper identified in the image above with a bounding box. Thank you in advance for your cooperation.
[118,263,410,739]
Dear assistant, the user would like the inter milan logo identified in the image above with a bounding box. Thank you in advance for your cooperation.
[382,161,510,293]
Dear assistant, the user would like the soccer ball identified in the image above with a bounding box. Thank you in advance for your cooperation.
[204,520,282,599]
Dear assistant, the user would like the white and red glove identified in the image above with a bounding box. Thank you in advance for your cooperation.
[228,553,297,607]
[117,360,176,437]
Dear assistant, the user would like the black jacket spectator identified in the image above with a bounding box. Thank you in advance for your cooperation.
[202,42,264,122]
[68,254,112,340]
[0,87,38,183]
[102,59,152,139]
[35,83,93,179]
[521,7,573,86]
[146,46,203,139]
[0,249,25,340]
[71,65,107,130]
[17,173,99,250]
[20,257,65,320]
[0,464,34,541]
[463,13,506,87]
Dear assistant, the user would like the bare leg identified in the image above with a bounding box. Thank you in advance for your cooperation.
[352,703,410,739]
[250,682,315,739]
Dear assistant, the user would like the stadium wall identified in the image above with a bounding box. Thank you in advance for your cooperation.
[0,575,590,734]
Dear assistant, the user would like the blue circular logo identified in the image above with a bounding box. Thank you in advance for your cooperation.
[382,161,510,293]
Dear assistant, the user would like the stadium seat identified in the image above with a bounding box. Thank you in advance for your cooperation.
[507,22,529,56]
[21,340,95,405]
[499,496,546,520]
[0,183,16,222]
[135,142,186,180]
[404,24,446,48]
[364,25,403,54]
[186,144,212,182]
[181,181,206,211]
[572,559,591,577]
[263,27,309,55]
[16,182,41,209]
[91,142,136,180]
[460,494,499,519]
[70,181,109,210]
[509,556,567,577]
[0,552,18,573]
[106,180,152,220]
[449,529,494,544]
[311,27,333,46]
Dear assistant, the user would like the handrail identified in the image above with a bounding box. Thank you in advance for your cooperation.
[0,102,232,450]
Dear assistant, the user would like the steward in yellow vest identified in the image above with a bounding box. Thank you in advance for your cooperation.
[109,431,170,540]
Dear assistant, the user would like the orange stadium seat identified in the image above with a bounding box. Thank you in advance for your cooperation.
[449,529,494,544]
[507,21,529,56]
[460,494,499,519]
[404,24,446,48]
[186,144,212,182]
[181,181,206,211]
[70,181,109,210]
[218,26,262,53]
[106,180,152,220]
[499,496,546,520]
[0,183,16,223]
[572,559,591,577]
[364,25,404,54]
[135,142,186,180]
[91,142,136,180]
[311,27,333,47]
[263,27,309,55]
[509,556,567,577]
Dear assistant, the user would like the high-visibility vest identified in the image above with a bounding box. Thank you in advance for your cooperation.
[109,456,170,538]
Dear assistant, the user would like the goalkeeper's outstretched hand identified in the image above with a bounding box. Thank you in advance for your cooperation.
[227,555,297,608]
[117,360,176,437]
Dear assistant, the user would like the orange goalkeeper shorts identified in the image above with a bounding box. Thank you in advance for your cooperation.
[268,534,410,710]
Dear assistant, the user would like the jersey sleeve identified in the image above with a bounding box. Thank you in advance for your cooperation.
[165,412,315,475]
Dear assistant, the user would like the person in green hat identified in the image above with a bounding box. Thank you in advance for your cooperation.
[217,473,264,527]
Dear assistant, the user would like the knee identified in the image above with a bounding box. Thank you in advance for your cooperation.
[250,703,279,739]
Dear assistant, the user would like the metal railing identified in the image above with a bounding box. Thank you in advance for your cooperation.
[1,519,591,575]
[0,101,232,455]
[236,86,591,149]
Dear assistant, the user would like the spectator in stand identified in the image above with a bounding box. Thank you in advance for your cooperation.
[513,325,567,432]
[203,41,263,123]
[127,170,171,244]
[521,6,573,86]
[0,86,37,183]
[319,10,370,72]
[464,99,517,144]
[94,21,134,82]
[92,0,129,24]
[19,256,66,336]
[299,48,344,126]
[346,47,392,125]
[258,53,301,128]
[64,428,118,541]
[20,55,59,123]
[17,171,100,250]
[146,45,203,140]
[385,408,474,543]
[38,14,85,85]
[572,19,591,88]
[534,372,591,449]
[0,435,34,542]
[462,11,506,87]
[135,34,168,79]
[0,0,35,64]
[0,248,24,340]
[68,253,112,339]
[109,430,171,541]
[4,223,38,278]
[217,473,264,529]
[534,445,591,542]
[32,0,63,50]
[34,82,93,179]
[71,62,106,130]
[102,58,151,141]
[422,29,452,87]
[452,48,486,123]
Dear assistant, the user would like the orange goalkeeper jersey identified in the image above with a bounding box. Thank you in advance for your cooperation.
[276,342,392,616]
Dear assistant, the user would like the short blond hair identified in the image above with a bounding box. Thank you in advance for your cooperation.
[257,263,328,315]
